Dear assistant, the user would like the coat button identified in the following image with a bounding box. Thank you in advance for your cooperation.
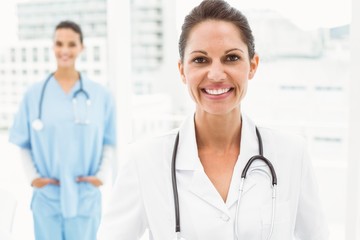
[220,213,230,222]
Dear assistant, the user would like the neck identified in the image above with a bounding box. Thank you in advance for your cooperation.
[194,109,242,153]
[54,68,78,82]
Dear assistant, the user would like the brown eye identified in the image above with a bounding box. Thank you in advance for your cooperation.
[226,55,240,61]
[193,57,207,63]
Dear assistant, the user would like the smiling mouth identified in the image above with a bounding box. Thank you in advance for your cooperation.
[202,88,233,95]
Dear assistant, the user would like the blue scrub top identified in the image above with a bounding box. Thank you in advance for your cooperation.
[9,75,116,218]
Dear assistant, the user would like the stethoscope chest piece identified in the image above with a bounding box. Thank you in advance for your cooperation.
[32,119,44,131]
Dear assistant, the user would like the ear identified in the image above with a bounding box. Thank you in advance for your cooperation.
[178,60,186,84]
[248,53,259,80]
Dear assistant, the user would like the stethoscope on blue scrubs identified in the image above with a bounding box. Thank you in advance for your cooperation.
[171,127,277,240]
[31,72,91,131]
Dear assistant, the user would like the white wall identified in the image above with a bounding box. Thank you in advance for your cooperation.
[346,0,360,238]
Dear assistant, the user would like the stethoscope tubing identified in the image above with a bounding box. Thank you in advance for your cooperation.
[34,72,90,128]
[37,74,52,121]
[171,133,181,233]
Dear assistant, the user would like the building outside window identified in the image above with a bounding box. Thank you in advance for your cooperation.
[10,48,15,62]
[93,46,100,62]
[32,47,38,62]
[21,48,26,62]
[44,47,49,62]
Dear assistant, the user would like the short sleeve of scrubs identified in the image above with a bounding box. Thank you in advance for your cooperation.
[9,92,31,149]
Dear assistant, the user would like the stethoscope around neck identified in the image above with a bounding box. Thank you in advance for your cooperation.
[171,127,277,240]
[31,72,91,131]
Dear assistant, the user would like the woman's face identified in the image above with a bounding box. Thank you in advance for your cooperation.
[178,20,259,116]
[53,28,83,69]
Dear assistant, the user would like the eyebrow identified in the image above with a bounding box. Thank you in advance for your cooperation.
[190,48,245,55]
[225,48,244,54]
[55,40,77,44]
[190,50,208,55]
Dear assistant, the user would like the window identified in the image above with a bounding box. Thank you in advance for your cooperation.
[33,47,38,62]
[93,46,100,61]
[44,47,49,62]
[21,48,27,62]
[10,48,16,62]
[315,86,343,91]
[279,85,307,91]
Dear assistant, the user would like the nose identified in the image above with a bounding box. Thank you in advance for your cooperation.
[59,46,70,54]
[207,61,226,82]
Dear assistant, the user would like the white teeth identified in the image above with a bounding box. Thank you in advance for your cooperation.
[204,88,231,95]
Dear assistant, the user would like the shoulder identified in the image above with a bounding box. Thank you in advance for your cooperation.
[130,129,178,153]
[259,127,307,160]
[82,78,114,106]
[258,126,306,151]
[257,126,308,173]
[27,79,46,93]
[129,129,178,164]
[83,77,111,94]
[243,113,307,154]
[22,78,48,101]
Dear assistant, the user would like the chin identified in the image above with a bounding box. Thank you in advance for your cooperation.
[200,105,240,116]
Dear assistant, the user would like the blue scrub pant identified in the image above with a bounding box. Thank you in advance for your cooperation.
[33,213,100,240]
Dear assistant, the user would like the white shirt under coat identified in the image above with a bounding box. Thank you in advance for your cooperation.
[98,114,329,240]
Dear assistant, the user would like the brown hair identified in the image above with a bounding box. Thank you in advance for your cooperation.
[55,20,83,44]
[179,0,255,62]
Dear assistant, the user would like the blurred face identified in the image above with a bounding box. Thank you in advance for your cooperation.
[53,28,83,69]
[178,20,259,116]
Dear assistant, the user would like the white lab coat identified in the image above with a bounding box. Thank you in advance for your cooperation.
[98,114,329,240]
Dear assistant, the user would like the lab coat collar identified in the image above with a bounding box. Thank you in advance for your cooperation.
[175,113,269,214]
[176,113,228,214]
[176,114,202,170]
[175,113,265,171]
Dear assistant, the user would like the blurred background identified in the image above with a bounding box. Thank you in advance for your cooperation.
[0,0,357,239]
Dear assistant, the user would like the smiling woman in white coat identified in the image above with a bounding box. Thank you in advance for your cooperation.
[97,0,329,239]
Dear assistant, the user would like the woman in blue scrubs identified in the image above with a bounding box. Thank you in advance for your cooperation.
[9,21,116,240]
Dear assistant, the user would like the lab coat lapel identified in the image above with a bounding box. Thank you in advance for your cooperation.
[189,169,231,214]
[176,115,230,214]
[175,114,200,171]
[226,114,265,209]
